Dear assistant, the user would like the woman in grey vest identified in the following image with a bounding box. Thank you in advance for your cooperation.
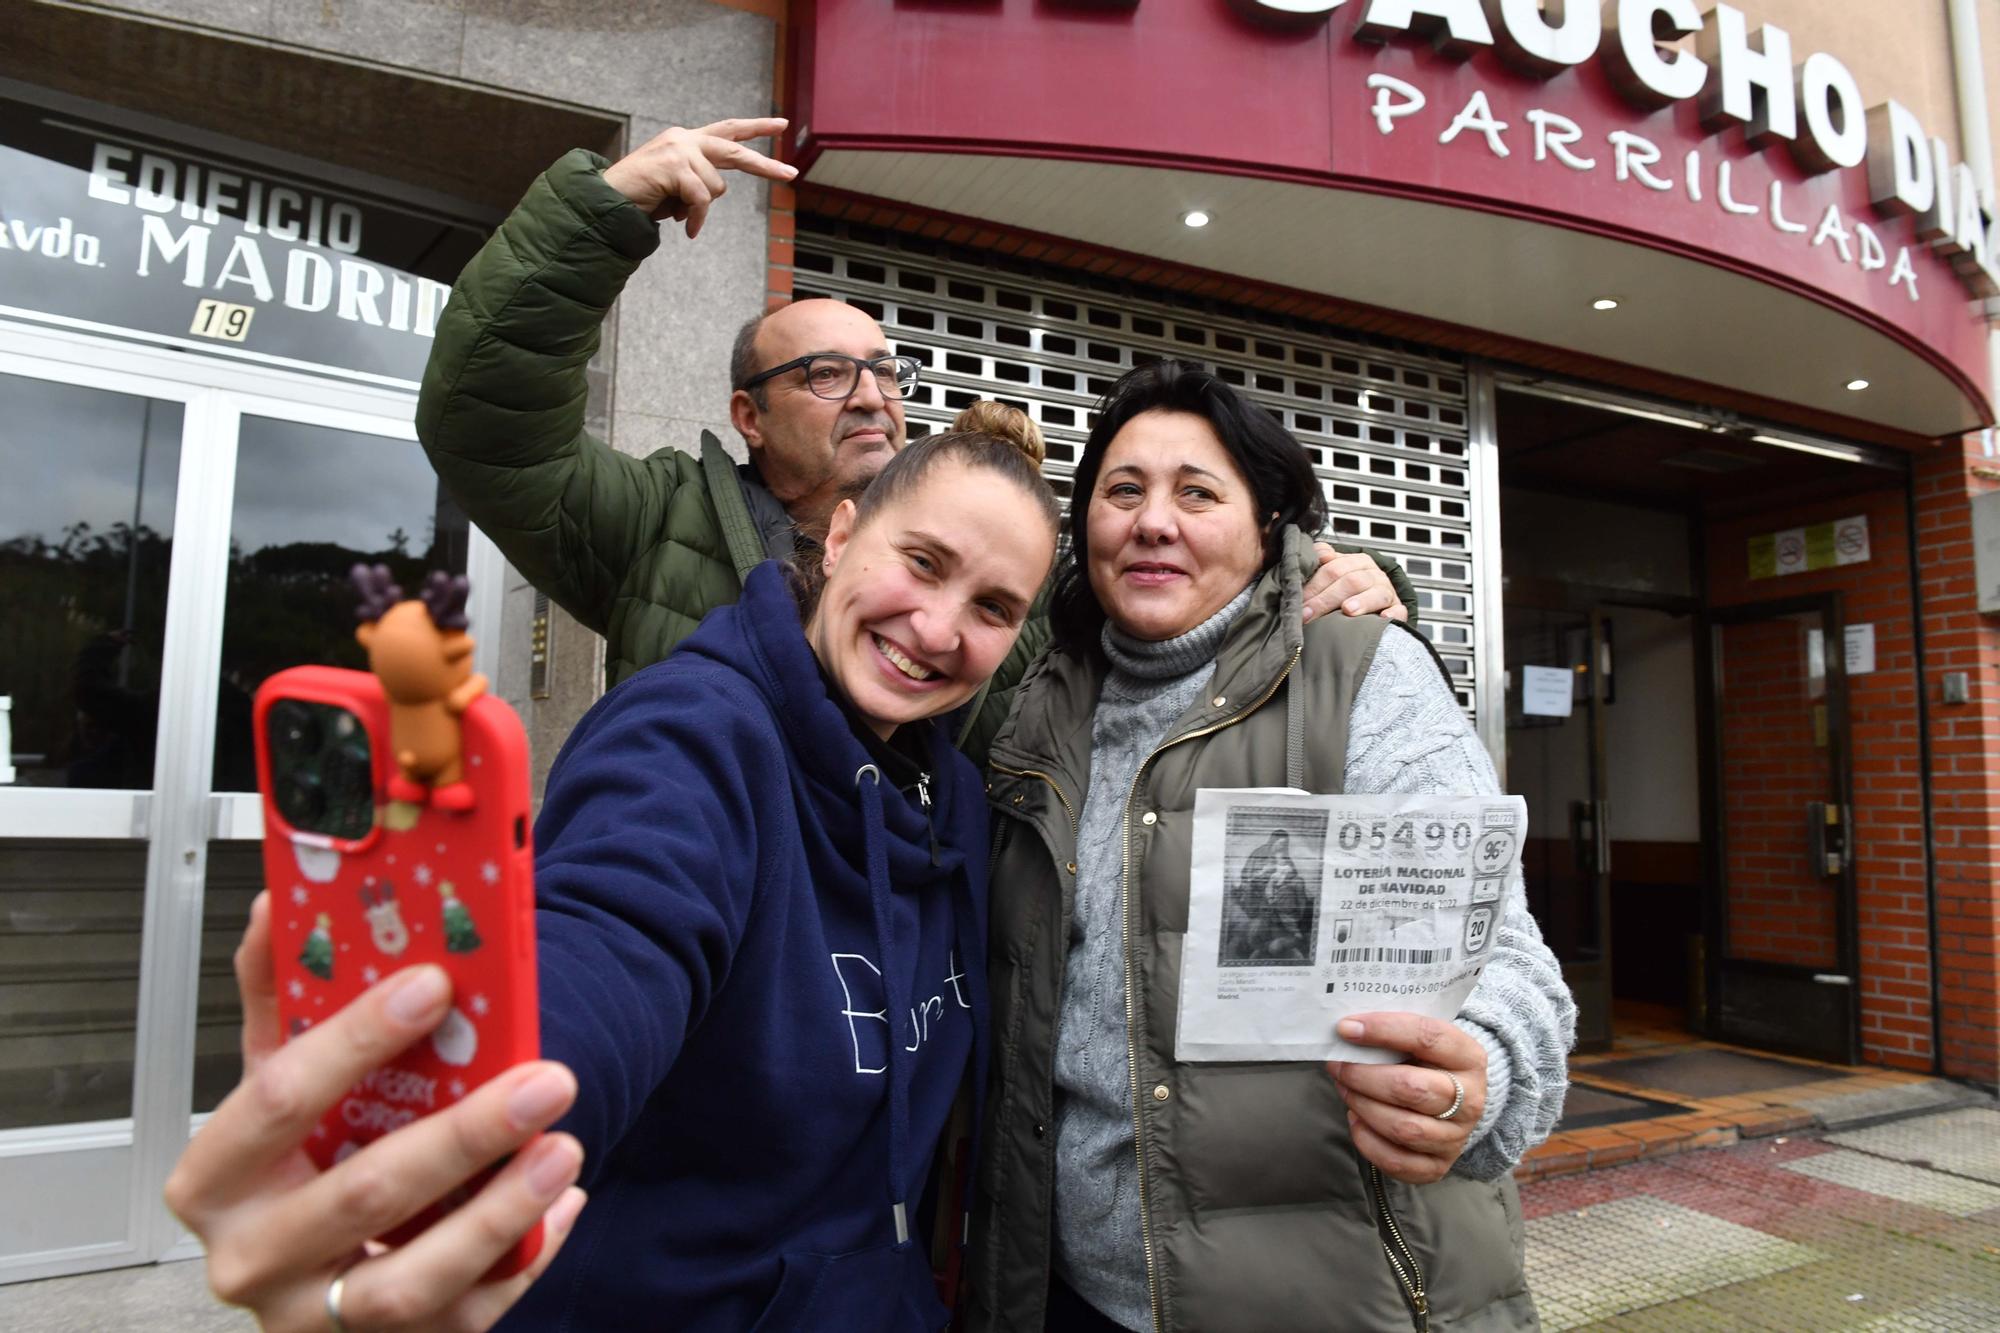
[969,361,1576,1332]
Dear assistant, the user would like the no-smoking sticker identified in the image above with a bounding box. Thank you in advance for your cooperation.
[1753,516,1868,579]
[1834,518,1870,565]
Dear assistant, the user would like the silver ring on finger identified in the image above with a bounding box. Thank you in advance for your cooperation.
[1435,1070,1466,1122]
[325,1271,353,1333]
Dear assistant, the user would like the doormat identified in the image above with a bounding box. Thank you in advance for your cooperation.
[1586,1049,1841,1099]
[1558,1084,1689,1132]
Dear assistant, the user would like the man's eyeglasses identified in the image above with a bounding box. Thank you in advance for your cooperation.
[739,353,923,401]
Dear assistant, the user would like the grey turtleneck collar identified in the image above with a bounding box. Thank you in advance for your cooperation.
[1101,581,1259,682]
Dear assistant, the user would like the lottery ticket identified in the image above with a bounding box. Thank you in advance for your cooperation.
[1176,789,1526,1063]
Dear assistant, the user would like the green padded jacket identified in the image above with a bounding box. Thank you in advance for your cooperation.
[416,150,1417,764]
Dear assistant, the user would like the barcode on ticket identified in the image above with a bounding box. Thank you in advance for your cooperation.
[1327,946,1455,965]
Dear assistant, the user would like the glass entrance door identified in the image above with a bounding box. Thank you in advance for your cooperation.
[1706,596,1860,1064]
[0,358,205,1279]
[1504,603,1612,1049]
[0,324,493,1281]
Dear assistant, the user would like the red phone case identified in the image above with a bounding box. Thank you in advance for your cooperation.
[254,665,542,1277]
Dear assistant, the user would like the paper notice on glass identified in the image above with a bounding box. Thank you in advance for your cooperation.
[1176,789,1527,1064]
[1520,665,1574,718]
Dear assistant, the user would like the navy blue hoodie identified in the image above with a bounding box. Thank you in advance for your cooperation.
[505,562,991,1331]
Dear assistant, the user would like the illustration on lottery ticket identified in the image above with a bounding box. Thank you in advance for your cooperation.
[1176,789,1527,1064]
[1217,807,1326,968]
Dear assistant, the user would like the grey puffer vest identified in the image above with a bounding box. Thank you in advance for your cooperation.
[969,529,1537,1333]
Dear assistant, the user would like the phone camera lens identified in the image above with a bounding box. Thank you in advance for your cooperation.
[323,740,372,802]
[270,701,323,760]
[279,770,327,825]
[265,702,372,837]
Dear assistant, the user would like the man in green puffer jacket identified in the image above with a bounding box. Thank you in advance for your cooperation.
[416,119,1420,758]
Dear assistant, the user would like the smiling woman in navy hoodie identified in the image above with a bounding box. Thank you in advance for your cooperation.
[167,424,1060,1333]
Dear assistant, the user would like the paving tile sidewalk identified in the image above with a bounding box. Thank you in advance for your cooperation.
[1520,1106,2000,1330]
[7,1105,1997,1330]
[1518,1014,1983,1183]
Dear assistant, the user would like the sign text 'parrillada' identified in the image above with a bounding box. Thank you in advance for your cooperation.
[1023,0,2000,302]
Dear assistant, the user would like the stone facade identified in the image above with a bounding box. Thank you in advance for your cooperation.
[23,0,778,782]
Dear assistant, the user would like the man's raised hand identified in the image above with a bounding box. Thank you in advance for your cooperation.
[603,118,797,238]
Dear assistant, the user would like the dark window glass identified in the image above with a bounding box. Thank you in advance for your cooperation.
[1,374,181,790]
[0,839,148,1125]
[211,417,465,793]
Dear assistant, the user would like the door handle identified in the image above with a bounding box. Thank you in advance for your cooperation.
[1595,799,1611,877]
[1570,800,1612,876]
[1570,800,1603,876]
[1806,801,1844,876]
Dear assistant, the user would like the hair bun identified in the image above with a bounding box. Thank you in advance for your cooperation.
[950,400,1046,466]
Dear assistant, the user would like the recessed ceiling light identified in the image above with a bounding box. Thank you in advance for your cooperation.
[1592,297,1620,311]
[1846,378,1870,391]
[1181,210,1212,228]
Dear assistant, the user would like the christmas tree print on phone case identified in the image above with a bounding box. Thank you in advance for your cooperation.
[441,882,482,953]
[300,914,334,981]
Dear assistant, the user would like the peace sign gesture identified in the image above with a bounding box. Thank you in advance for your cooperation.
[603,117,798,238]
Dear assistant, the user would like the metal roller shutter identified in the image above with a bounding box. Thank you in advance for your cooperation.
[794,218,1481,716]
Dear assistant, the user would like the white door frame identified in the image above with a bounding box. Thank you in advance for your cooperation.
[0,318,502,1281]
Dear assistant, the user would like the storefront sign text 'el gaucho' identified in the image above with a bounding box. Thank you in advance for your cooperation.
[796,1,1995,412]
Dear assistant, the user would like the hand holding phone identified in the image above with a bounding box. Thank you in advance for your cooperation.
[163,896,585,1331]
[166,571,576,1326]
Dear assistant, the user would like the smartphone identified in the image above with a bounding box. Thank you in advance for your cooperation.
[254,665,542,1277]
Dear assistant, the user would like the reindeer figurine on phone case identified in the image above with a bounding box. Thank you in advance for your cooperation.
[351,565,488,812]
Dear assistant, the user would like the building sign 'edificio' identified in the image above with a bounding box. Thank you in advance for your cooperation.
[0,99,484,384]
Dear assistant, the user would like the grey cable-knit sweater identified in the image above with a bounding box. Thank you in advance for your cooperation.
[1051,586,1255,1326]
[1051,595,1573,1331]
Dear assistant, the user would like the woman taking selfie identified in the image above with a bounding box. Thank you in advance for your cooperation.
[969,362,1575,1333]
[166,419,1059,1331]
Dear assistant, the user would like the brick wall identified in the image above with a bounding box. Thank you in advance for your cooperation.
[1914,438,2000,1084]
[1708,483,1933,1070]
[765,0,795,314]
[1712,616,1842,971]
[767,180,796,312]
